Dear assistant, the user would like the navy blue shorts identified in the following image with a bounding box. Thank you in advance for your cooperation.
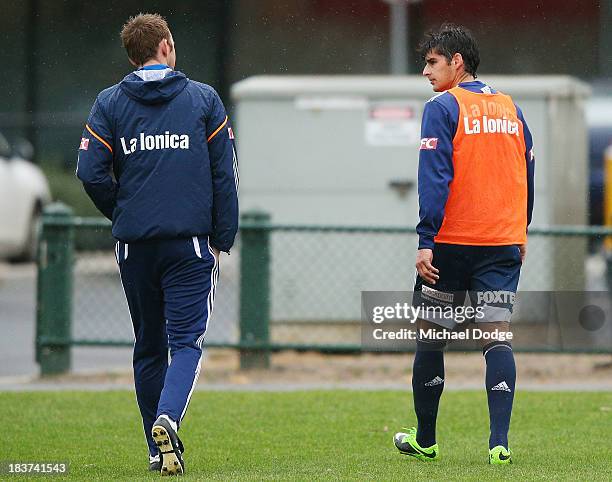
[413,243,522,328]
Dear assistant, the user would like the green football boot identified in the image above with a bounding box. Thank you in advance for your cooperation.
[393,427,439,461]
[489,445,512,465]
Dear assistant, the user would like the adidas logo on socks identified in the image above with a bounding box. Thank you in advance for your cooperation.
[425,376,444,387]
[491,381,512,392]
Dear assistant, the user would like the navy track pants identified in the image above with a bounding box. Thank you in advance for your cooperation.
[115,235,219,456]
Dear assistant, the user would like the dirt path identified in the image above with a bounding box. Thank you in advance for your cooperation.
[4,350,610,391]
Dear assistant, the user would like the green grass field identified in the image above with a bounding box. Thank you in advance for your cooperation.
[2,390,611,481]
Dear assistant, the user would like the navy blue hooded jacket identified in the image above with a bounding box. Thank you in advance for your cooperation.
[76,65,239,252]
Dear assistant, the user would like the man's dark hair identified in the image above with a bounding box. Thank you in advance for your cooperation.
[418,24,480,78]
[120,13,172,66]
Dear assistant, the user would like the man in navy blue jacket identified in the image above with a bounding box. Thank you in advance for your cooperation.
[76,13,238,475]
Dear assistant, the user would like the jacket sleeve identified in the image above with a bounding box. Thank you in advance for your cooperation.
[516,105,535,228]
[75,98,117,220]
[206,90,239,253]
[416,99,455,249]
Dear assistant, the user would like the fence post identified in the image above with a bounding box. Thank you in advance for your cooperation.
[239,210,271,369]
[36,202,74,375]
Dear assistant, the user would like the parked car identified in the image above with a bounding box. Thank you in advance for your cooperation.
[0,131,51,261]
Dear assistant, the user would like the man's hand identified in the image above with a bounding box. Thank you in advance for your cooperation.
[416,248,439,285]
[518,243,527,263]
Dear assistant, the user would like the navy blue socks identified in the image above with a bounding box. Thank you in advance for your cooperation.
[411,339,515,449]
[484,341,516,449]
[412,341,445,448]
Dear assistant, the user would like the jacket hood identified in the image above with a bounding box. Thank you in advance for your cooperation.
[119,69,188,105]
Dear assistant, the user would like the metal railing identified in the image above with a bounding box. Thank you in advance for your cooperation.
[35,204,612,375]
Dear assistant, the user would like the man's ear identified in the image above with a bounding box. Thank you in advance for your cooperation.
[160,38,171,56]
[452,53,464,69]
[128,57,138,67]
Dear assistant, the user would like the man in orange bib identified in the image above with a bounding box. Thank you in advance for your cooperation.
[393,24,535,465]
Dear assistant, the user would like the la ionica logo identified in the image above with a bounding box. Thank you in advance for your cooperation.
[120,132,190,155]
[463,116,520,137]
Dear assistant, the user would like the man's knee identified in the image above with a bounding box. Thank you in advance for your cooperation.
[475,321,511,348]
[168,342,202,358]
[134,337,168,362]
[416,319,448,351]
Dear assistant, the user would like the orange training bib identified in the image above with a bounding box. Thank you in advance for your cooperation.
[434,87,527,246]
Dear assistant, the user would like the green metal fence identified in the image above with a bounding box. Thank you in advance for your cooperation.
[36,203,612,374]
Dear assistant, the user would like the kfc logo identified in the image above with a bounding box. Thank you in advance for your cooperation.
[420,138,438,150]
